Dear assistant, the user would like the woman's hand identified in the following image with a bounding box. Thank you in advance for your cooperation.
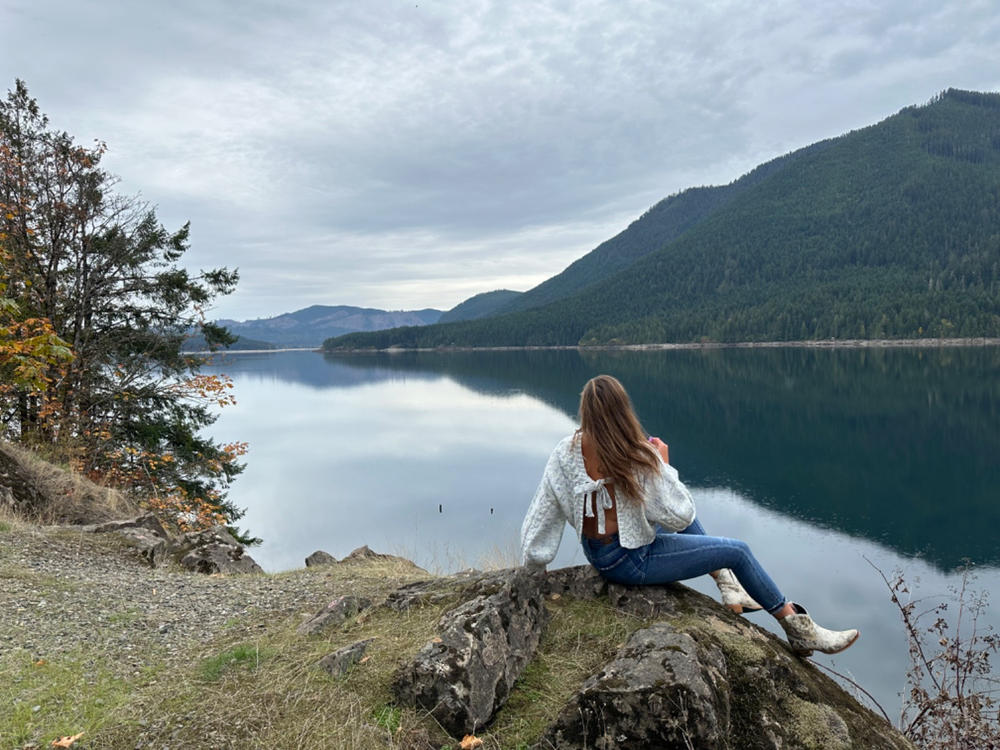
[649,436,669,464]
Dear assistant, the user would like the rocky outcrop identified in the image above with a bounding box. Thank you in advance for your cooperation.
[378,564,911,749]
[393,568,549,736]
[536,567,911,750]
[87,515,264,575]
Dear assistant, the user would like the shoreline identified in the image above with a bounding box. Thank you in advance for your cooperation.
[182,347,320,355]
[323,336,1000,354]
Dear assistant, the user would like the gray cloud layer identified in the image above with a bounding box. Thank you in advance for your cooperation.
[3,0,999,317]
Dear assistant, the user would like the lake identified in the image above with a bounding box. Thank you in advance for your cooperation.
[201,346,1000,722]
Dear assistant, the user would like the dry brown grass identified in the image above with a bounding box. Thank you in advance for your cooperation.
[0,440,137,524]
[2,549,642,750]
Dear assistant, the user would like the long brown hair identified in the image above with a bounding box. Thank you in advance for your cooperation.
[578,374,659,502]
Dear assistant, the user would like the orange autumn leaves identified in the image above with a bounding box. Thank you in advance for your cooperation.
[0,245,73,401]
[51,733,83,748]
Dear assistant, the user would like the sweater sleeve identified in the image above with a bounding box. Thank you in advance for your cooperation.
[642,458,696,532]
[520,450,568,571]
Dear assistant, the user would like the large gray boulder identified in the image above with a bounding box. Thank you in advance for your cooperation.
[93,514,169,537]
[539,624,731,748]
[91,514,172,567]
[393,567,549,736]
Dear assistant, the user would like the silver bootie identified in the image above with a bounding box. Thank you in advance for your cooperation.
[779,603,860,656]
[714,569,763,614]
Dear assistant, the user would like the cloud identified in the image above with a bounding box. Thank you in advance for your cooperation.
[4,0,1000,318]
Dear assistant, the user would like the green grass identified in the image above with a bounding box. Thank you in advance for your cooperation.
[372,704,402,733]
[0,648,144,748]
[199,643,270,682]
[106,608,142,626]
[0,520,12,533]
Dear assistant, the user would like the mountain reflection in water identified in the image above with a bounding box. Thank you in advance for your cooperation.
[231,345,1000,572]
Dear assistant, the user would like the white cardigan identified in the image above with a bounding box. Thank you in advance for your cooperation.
[520,433,696,570]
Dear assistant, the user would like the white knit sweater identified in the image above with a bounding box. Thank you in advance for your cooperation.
[520,433,696,570]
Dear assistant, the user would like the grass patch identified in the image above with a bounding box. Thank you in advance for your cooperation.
[0,520,11,533]
[0,562,77,591]
[0,647,143,748]
[82,563,447,749]
[199,643,270,682]
[482,596,645,747]
[372,704,402,733]
[83,586,647,749]
[107,608,143,627]
[2,541,640,749]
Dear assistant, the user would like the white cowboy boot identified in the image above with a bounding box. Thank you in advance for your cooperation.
[779,603,860,656]
[713,569,763,614]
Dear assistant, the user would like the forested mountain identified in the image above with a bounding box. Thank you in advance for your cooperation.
[327,89,1000,349]
[216,305,442,348]
[496,141,831,315]
[439,289,523,323]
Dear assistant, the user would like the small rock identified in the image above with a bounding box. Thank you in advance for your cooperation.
[176,527,263,575]
[93,514,169,538]
[305,550,337,567]
[318,638,375,676]
[297,595,372,636]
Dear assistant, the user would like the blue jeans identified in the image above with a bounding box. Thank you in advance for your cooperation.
[581,518,787,614]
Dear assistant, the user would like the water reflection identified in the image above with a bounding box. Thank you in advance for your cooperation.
[314,347,1000,570]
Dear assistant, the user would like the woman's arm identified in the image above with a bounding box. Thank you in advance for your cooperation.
[642,453,696,532]
[520,453,568,571]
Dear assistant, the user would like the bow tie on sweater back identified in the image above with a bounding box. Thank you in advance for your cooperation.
[576,477,614,535]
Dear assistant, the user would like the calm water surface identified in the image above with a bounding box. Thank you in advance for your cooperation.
[202,347,1000,720]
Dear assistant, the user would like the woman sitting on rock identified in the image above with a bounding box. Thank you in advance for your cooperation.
[520,374,859,656]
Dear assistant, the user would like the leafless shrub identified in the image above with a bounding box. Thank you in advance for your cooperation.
[869,558,1000,749]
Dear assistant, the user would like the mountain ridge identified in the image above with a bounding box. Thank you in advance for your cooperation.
[326,88,1000,350]
[209,305,443,349]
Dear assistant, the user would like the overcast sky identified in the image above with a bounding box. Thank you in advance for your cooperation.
[3,1,999,319]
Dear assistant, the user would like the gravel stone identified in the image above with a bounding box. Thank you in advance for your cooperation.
[0,524,350,670]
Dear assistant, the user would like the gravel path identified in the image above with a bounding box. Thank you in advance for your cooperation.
[0,522,354,670]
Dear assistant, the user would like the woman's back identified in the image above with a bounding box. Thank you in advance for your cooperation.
[580,431,619,539]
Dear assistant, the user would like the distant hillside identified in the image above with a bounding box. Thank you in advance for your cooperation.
[327,88,1000,349]
[218,305,442,348]
[495,142,831,316]
[439,290,523,323]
